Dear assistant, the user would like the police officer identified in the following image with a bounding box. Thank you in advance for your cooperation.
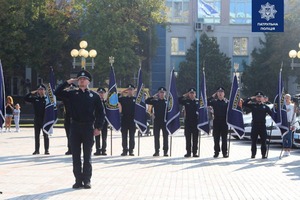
[24,84,49,155]
[145,87,169,157]
[243,91,272,159]
[179,88,199,157]
[94,87,108,156]
[208,87,229,158]
[119,84,136,156]
[54,70,104,189]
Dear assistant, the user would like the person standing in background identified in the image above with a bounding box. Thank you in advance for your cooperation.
[5,96,14,132]
[13,103,21,132]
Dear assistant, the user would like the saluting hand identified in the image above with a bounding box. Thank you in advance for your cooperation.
[67,78,77,85]
[31,90,37,94]
[93,129,101,136]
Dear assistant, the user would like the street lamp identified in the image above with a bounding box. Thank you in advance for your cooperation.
[70,40,97,69]
[288,43,300,70]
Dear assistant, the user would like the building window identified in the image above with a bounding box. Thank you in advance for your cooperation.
[230,0,252,24]
[166,0,190,23]
[171,37,186,55]
[233,37,248,56]
[197,0,221,24]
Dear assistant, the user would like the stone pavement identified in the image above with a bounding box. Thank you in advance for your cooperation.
[1,128,300,200]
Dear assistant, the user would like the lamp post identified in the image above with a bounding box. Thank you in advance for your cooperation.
[70,40,97,69]
[288,43,300,70]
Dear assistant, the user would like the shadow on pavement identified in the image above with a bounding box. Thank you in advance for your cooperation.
[6,188,74,200]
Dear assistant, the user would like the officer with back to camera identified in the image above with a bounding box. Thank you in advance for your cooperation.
[94,87,108,156]
[179,88,199,158]
[243,91,272,159]
[118,84,136,156]
[145,87,169,157]
[24,84,49,155]
[54,69,104,189]
[208,87,229,158]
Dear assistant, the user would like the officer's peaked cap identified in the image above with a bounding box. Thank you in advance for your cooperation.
[255,91,264,97]
[127,84,135,89]
[216,87,225,92]
[188,88,196,93]
[37,84,46,90]
[158,87,167,92]
[77,70,92,81]
[97,87,106,93]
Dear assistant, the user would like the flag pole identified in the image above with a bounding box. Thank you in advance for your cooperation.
[138,130,140,156]
[266,122,274,158]
[110,127,113,156]
[197,130,201,157]
[227,128,232,157]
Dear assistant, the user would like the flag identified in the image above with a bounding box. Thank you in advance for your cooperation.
[272,70,288,136]
[43,67,58,135]
[197,70,210,134]
[165,69,180,135]
[134,68,147,134]
[105,66,121,131]
[0,60,5,129]
[226,75,244,139]
[199,0,218,16]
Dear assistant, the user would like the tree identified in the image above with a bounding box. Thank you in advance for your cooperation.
[79,0,167,88]
[176,33,231,96]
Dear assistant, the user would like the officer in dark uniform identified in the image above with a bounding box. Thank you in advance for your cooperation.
[94,87,108,156]
[145,87,169,157]
[24,84,49,155]
[208,87,229,158]
[54,69,104,189]
[243,91,272,159]
[118,84,136,156]
[179,88,199,158]
[60,83,77,155]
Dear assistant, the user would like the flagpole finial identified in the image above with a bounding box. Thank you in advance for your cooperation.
[109,56,115,66]
[280,61,283,72]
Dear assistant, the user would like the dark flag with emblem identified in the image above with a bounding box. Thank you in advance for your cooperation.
[226,74,244,139]
[43,67,58,135]
[105,66,121,131]
[272,70,288,136]
[0,60,5,129]
[134,68,147,134]
[165,69,180,135]
[197,70,210,134]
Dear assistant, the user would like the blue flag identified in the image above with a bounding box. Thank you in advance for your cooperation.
[105,66,121,131]
[134,68,147,134]
[165,69,180,135]
[197,70,210,134]
[43,67,58,135]
[226,75,244,139]
[272,70,288,136]
[0,60,6,129]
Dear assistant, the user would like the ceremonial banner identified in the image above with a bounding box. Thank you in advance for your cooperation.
[165,69,180,135]
[197,70,210,134]
[0,60,5,129]
[43,67,58,135]
[105,66,121,131]
[252,0,284,32]
[272,70,288,136]
[134,68,147,134]
[226,75,245,139]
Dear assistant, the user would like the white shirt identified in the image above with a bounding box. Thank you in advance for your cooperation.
[286,103,295,123]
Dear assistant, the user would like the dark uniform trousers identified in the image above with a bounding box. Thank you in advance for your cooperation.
[95,120,108,153]
[185,123,198,155]
[121,121,136,153]
[34,119,49,152]
[153,121,168,154]
[64,114,71,152]
[70,121,94,184]
[251,123,267,157]
[213,120,228,156]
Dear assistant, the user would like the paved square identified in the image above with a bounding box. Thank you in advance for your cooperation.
[1,128,300,199]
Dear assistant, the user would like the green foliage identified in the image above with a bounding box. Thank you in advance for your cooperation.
[79,0,167,88]
[176,33,231,96]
